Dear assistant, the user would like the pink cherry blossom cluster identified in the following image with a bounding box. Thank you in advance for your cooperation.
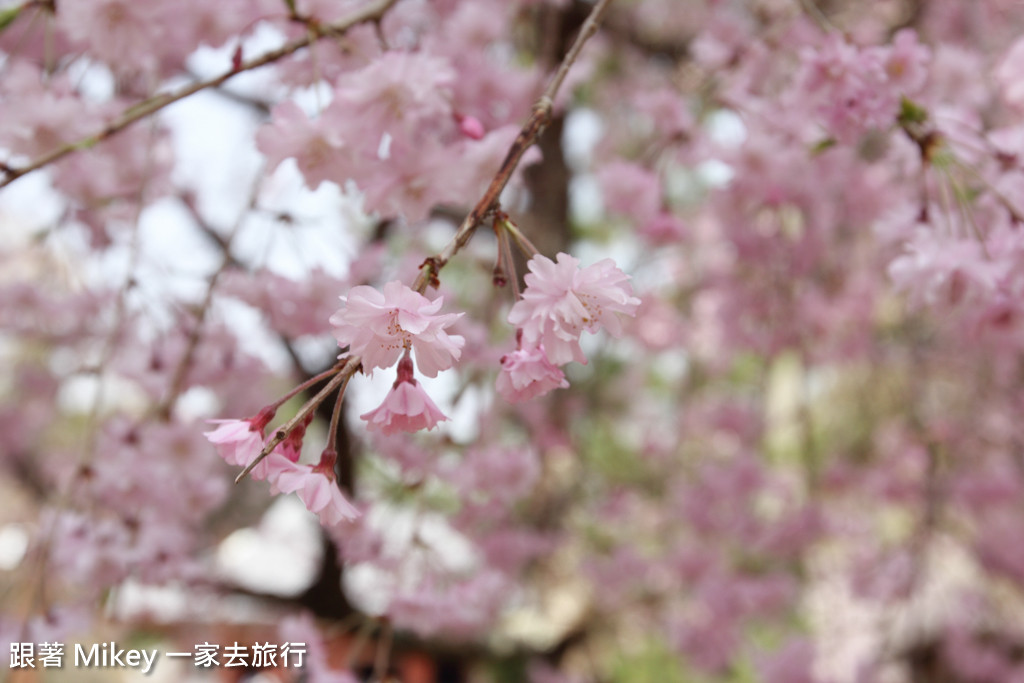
[500,252,640,402]
[257,49,530,223]
[202,246,640,537]
[12,0,1024,680]
[199,243,640,534]
[329,281,464,433]
[330,281,464,378]
[799,30,930,144]
[205,409,359,529]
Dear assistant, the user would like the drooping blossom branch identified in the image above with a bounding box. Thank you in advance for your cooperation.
[0,0,400,190]
[234,357,358,483]
[229,0,617,483]
[412,0,615,294]
[11,0,1024,678]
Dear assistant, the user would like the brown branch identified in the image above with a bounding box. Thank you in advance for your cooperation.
[412,0,616,293]
[184,69,274,115]
[154,177,266,420]
[0,0,400,191]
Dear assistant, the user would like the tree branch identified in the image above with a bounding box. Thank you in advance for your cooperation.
[412,0,616,294]
[0,0,400,191]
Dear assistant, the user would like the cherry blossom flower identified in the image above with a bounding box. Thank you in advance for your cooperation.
[0,64,99,159]
[888,233,999,307]
[882,29,930,94]
[361,378,449,434]
[203,408,274,467]
[597,161,662,227]
[357,137,451,222]
[496,343,569,403]
[270,453,359,527]
[640,211,688,246]
[256,101,357,190]
[251,413,313,481]
[329,281,464,376]
[96,420,228,526]
[800,33,899,143]
[218,267,352,338]
[56,0,169,75]
[336,52,455,133]
[507,253,641,365]
[757,639,816,683]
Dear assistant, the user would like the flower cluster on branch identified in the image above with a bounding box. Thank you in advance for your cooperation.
[6,0,1024,681]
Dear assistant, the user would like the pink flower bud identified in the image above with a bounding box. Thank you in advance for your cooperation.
[457,114,485,140]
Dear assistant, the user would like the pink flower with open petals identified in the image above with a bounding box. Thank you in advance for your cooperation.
[361,379,448,434]
[329,281,464,377]
[203,408,274,467]
[496,343,569,403]
[270,456,360,527]
[507,253,640,365]
[256,101,356,190]
[247,447,298,483]
[335,52,455,132]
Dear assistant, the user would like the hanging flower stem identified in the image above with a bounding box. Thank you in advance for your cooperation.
[501,215,540,259]
[495,214,521,299]
[270,362,350,411]
[411,0,615,295]
[235,356,358,483]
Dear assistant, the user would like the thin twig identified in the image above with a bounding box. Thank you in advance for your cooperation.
[502,216,541,258]
[540,0,614,104]
[374,618,393,682]
[0,0,400,190]
[235,359,357,483]
[325,376,347,458]
[156,170,265,420]
[272,363,351,409]
[951,155,1024,225]
[183,69,273,114]
[411,0,615,293]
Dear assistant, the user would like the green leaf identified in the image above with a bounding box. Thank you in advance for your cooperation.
[0,4,22,34]
[811,137,837,155]
[898,96,929,126]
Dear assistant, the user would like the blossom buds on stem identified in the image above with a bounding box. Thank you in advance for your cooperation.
[204,405,277,467]
[235,357,358,483]
[493,214,515,294]
[313,447,338,479]
[408,0,614,297]
[269,363,353,411]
